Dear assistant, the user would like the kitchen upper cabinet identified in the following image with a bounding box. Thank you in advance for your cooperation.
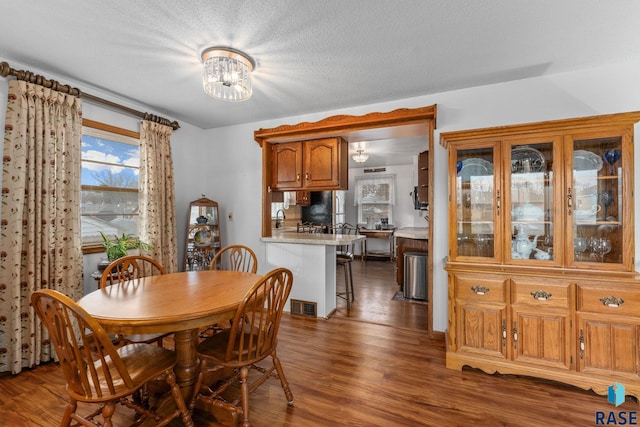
[417,150,429,204]
[272,142,303,189]
[271,137,348,191]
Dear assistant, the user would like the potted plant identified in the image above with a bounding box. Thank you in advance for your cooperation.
[99,232,154,262]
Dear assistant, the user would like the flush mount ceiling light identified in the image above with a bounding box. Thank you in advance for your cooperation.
[201,47,255,102]
[352,149,369,163]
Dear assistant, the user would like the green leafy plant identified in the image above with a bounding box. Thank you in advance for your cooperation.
[100,232,154,261]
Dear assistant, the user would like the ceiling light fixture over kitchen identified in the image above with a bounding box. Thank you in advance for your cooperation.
[352,149,369,163]
[201,47,255,102]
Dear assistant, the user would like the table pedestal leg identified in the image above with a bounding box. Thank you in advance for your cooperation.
[173,328,199,396]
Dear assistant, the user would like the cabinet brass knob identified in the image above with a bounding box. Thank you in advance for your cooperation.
[530,290,552,301]
[471,285,490,295]
[600,296,624,308]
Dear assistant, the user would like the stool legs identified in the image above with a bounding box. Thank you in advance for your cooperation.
[337,260,355,312]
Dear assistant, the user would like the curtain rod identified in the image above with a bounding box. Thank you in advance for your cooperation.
[0,61,180,130]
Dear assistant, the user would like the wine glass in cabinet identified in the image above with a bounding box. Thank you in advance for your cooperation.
[569,134,628,268]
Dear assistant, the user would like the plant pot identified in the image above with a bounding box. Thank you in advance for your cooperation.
[97,258,111,272]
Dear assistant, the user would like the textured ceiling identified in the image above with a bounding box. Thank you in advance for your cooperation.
[0,0,639,134]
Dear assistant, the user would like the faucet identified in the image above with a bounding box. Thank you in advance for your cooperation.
[275,209,286,228]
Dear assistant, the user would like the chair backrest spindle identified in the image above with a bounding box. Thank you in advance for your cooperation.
[209,244,258,273]
[224,268,292,364]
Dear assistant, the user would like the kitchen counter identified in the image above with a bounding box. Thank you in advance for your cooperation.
[262,231,365,246]
[394,227,428,240]
[262,231,365,318]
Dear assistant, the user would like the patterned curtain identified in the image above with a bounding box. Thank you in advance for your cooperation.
[0,80,83,374]
[139,120,178,272]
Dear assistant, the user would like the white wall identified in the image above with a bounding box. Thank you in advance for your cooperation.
[2,56,640,332]
[344,163,426,254]
[199,60,640,332]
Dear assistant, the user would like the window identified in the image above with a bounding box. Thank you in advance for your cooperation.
[354,175,395,225]
[81,121,140,245]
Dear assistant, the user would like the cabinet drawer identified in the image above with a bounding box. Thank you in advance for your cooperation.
[454,274,506,303]
[511,279,571,309]
[577,284,640,317]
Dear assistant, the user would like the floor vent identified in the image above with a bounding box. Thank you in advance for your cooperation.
[290,299,317,318]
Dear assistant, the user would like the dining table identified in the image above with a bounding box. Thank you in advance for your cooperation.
[77,269,260,423]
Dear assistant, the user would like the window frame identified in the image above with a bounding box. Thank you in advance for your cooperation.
[354,175,395,226]
[81,119,141,254]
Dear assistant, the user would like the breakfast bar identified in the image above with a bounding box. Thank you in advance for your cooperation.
[261,231,365,318]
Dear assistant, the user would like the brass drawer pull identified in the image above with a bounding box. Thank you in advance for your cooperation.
[471,285,490,295]
[600,296,624,308]
[531,290,552,301]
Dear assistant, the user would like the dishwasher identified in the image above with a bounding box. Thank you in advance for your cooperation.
[403,252,427,300]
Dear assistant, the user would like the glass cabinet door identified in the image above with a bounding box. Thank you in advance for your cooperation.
[506,139,559,264]
[569,133,626,268]
[453,144,499,261]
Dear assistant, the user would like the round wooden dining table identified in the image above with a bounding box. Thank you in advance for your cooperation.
[77,270,260,394]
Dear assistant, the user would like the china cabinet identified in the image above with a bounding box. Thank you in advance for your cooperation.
[183,197,221,271]
[271,137,348,191]
[442,111,640,400]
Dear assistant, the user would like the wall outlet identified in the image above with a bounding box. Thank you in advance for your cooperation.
[228,212,233,221]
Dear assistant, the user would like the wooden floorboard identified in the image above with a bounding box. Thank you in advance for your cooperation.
[0,259,635,426]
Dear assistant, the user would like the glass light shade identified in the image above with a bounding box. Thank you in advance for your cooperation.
[201,47,255,102]
[352,150,369,163]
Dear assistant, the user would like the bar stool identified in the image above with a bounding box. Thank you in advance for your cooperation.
[333,223,358,312]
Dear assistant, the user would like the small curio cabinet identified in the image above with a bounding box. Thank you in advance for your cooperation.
[184,197,221,271]
[442,111,640,401]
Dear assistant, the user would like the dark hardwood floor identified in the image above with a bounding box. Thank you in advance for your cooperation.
[333,258,429,331]
[1,259,634,426]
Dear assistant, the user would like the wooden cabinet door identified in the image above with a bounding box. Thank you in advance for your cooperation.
[452,273,507,359]
[456,301,507,359]
[296,191,310,205]
[577,314,640,378]
[303,137,346,189]
[512,309,571,369]
[272,142,303,189]
[576,283,640,378]
[417,150,428,204]
[510,279,572,369]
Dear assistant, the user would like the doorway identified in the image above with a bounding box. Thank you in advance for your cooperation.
[255,105,436,334]
[334,258,429,331]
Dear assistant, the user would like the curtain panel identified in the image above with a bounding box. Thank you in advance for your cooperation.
[139,120,178,272]
[0,80,83,374]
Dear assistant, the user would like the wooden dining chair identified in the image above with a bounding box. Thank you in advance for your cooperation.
[333,223,359,313]
[31,289,194,427]
[202,244,259,338]
[190,268,295,427]
[99,255,170,346]
[209,244,258,273]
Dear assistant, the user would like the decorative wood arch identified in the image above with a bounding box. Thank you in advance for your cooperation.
[255,104,437,333]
